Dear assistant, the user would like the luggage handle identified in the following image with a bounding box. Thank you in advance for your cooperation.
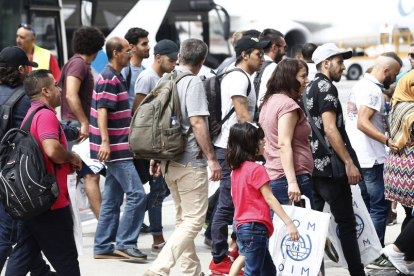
[288,195,311,210]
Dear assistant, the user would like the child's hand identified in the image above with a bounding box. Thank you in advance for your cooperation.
[286,221,300,241]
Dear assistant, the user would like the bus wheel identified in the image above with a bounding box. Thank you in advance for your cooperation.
[346,65,362,80]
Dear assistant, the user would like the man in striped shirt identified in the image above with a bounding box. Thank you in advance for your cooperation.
[91,37,147,260]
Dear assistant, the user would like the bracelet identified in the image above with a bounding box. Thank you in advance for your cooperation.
[386,137,390,147]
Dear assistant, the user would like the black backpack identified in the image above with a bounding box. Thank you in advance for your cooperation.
[0,106,60,220]
[202,67,251,140]
[252,60,274,121]
[0,86,26,140]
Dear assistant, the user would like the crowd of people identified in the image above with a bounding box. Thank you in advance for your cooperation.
[0,21,413,276]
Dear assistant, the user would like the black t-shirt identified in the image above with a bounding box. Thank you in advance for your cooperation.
[304,73,346,178]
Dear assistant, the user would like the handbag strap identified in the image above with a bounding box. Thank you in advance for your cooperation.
[302,93,332,154]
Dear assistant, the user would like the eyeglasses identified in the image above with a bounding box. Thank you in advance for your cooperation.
[119,49,132,54]
[408,53,414,58]
[277,44,288,51]
[18,23,36,36]
[258,51,265,58]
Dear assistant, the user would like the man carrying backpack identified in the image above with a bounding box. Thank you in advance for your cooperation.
[144,38,222,276]
[5,69,82,276]
[209,36,270,275]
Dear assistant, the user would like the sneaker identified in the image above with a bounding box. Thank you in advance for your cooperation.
[141,223,151,234]
[383,244,409,274]
[405,261,414,273]
[387,211,398,225]
[324,238,339,263]
[228,247,239,262]
[114,248,147,260]
[204,237,212,248]
[94,251,128,259]
[209,256,244,275]
[151,242,166,255]
[366,254,395,270]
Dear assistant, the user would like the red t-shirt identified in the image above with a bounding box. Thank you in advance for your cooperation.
[232,162,273,237]
[29,53,61,82]
[21,101,70,210]
[60,54,94,120]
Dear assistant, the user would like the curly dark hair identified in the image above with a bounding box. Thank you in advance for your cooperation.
[72,26,105,55]
[124,27,149,45]
[0,67,24,87]
[260,58,308,108]
[225,122,265,170]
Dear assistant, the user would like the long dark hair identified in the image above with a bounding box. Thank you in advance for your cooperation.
[225,122,265,170]
[260,58,308,110]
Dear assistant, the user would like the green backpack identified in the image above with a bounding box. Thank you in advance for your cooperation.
[129,70,193,160]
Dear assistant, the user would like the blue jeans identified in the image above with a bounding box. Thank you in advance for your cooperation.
[236,222,276,276]
[147,173,168,236]
[361,164,391,247]
[94,160,147,254]
[270,174,315,210]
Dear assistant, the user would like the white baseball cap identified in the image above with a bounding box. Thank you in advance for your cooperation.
[312,43,352,65]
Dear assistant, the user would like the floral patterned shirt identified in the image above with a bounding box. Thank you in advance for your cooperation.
[304,73,346,177]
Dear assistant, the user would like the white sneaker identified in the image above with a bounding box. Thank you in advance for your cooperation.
[405,262,414,274]
[383,244,410,274]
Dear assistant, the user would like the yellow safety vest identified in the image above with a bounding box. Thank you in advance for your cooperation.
[32,44,51,70]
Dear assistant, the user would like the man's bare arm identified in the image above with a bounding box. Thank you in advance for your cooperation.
[231,96,252,122]
[131,94,146,115]
[66,76,89,141]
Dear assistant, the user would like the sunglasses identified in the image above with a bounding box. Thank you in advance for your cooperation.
[408,53,414,58]
[258,51,264,58]
[19,23,36,36]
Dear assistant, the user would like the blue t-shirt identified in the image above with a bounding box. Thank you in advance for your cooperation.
[121,62,145,109]
[394,69,412,85]
[0,84,31,129]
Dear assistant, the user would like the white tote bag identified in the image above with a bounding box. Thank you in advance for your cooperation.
[323,185,382,269]
[269,196,331,276]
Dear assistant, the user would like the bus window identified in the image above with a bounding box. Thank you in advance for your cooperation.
[175,20,204,42]
[208,9,231,56]
[30,12,61,65]
[0,2,25,51]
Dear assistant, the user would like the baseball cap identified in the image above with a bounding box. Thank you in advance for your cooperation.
[235,36,271,57]
[154,39,179,60]
[312,43,352,65]
[0,46,38,68]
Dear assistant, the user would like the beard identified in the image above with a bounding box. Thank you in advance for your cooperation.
[328,63,342,82]
[383,73,393,89]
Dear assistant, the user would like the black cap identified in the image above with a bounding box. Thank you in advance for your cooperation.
[0,46,38,68]
[235,36,271,57]
[154,39,179,60]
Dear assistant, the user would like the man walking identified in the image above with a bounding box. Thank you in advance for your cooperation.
[16,24,61,81]
[144,38,222,276]
[346,52,402,269]
[304,43,367,276]
[91,37,147,260]
[5,69,82,276]
[209,36,270,275]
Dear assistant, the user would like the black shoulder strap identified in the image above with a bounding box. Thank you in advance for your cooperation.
[254,60,274,95]
[0,86,27,136]
[21,106,50,133]
[1,86,26,108]
[218,67,252,125]
[126,66,132,91]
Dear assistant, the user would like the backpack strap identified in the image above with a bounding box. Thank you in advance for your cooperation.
[126,65,132,91]
[217,67,252,125]
[254,60,274,96]
[0,86,26,134]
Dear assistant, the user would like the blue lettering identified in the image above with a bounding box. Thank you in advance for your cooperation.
[307,222,316,231]
[279,264,284,271]
[399,0,414,16]
[292,265,294,273]
[363,239,371,246]
[353,201,358,208]
[301,267,310,276]
[293,219,301,228]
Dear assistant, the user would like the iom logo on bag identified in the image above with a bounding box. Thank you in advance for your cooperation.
[336,214,365,239]
[281,234,312,261]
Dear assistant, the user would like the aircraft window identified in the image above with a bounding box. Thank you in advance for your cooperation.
[208,10,231,56]
[175,21,204,42]
[81,1,93,26]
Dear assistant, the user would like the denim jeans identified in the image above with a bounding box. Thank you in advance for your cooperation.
[270,174,315,209]
[312,177,365,276]
[147,172,168,236]
[94,160,147,254]
[357,180,370,213]
[0,202,14,273]
[236,222,276,276]
[361,164,391,247]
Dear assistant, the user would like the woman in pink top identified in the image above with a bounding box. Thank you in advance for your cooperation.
[259,58,315,209]
[227,122,299,276]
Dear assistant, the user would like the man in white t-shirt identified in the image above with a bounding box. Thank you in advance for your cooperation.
[255,29,286,109]
[209,36,270,275]
[346,52,401,269]
[302,43,318,81]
